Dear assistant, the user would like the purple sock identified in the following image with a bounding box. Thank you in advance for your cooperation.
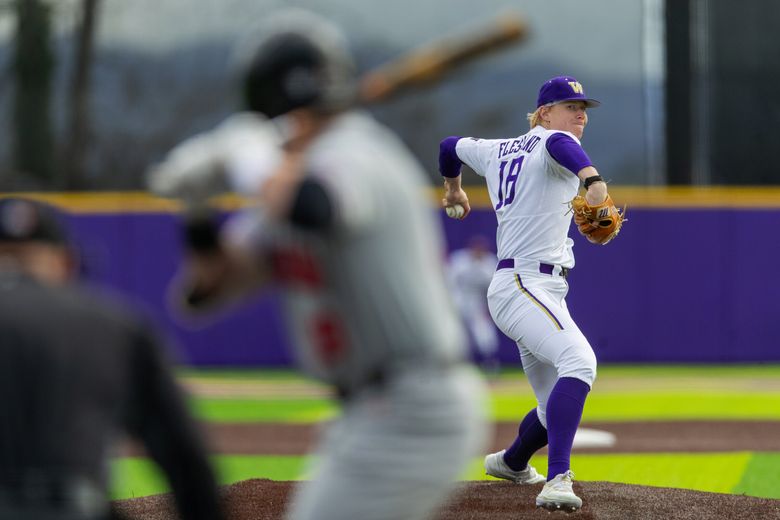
[503,408,548,471]
[545,377,590,480]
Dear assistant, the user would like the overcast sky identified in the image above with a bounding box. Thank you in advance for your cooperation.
[0,0,664,183]
[0,0,660,82]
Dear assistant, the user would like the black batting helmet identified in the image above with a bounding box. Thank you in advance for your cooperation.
[237,9,357,118]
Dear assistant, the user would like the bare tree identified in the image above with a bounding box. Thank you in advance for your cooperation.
[62,0,100,190]
[12,0,54,188]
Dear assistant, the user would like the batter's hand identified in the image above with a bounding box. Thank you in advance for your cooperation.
[168,238,270,319]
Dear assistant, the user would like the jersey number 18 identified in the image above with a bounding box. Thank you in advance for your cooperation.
[495,156,525,210]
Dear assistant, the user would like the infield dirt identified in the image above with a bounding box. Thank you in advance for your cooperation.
[113,419,780,519]
[114,373,780,518]
[113,478,780,519]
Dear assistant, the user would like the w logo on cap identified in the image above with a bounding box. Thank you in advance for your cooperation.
[536,76,601,108]
[568,81,584,94]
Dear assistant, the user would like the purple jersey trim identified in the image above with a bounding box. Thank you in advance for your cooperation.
[439,136,463,178]
[546,132,592,176]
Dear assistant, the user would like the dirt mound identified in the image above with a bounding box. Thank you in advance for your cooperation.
[112,478,780,519]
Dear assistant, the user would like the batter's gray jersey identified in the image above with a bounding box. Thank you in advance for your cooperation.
[455,127,582,267]
[223,110,489,520]
[238,111,467,395]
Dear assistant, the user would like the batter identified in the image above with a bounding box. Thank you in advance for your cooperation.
[152,9,490,520]
[438,76,610,511]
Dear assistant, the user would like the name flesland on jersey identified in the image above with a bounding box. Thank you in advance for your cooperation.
[455,127,582,267]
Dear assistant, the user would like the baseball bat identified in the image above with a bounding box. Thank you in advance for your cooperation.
[358,12,530,103]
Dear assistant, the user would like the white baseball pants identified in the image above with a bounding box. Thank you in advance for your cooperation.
[487,263,597,427]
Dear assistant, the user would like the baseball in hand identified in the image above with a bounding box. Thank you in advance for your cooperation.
[445,204,465,219]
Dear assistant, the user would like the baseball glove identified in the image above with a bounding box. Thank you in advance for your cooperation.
[570,194,625,245]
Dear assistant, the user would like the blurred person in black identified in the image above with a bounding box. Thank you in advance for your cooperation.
[0,197,223,520]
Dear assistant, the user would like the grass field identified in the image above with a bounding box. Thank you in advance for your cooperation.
[111,364,780,500]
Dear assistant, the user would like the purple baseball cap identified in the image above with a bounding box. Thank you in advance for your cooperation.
[536,76,600,108]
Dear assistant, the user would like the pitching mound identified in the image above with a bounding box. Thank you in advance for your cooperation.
[112,478,780,519]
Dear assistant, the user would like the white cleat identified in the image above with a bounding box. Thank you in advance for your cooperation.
[535,470,582,512]
[484,450,546,484]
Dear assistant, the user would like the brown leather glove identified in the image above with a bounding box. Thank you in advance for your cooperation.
[570,194,626,245]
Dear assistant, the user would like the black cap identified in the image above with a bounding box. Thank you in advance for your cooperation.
[0,198,68,245]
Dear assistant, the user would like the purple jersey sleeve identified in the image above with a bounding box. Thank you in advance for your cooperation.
[439,136,463,178]
[546,132,593,175]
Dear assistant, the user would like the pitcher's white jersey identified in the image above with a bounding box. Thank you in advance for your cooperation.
[454,127,582,267]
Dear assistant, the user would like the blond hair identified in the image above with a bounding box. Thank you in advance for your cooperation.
[527,106,545,129]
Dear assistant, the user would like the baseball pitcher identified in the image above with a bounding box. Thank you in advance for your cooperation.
[438,75,624,511]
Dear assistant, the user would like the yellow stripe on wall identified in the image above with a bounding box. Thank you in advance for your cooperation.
[3,186,780,214]
[0,192,249,214]
[427,186,780,209]
[605,186,780,208]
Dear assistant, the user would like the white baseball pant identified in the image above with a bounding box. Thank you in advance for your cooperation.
[487,260,597,427]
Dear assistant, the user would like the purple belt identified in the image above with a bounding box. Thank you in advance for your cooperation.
[496,258,569,278]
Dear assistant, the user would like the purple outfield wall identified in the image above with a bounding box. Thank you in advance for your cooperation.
[441,206,780,364]
[15,189,780,365]
[64,211,293,366]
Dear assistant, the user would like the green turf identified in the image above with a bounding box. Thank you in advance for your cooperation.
[585,393,780,421]
[211,455,310,482]
[177,368,301,380]
[112,452,776,500]
[179,364,780,381]
[492,393,780,422]
[469,452,752,493]
[732,452,780,499]
[565,452,752,494]
[111,457,171,500]
[192,398,337,422]
[583,364,780,377]
[190,391,780,423]
[111,455,311,500]
[185,364,780,423]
